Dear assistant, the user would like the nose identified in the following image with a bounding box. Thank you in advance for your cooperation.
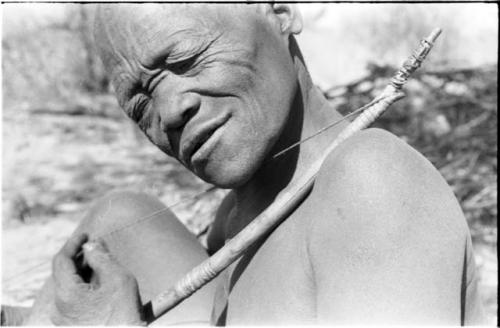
[160,92,201,131]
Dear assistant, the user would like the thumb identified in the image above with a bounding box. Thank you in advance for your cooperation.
[82,240,120,283]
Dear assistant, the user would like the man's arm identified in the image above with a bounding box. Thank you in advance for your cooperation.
[308,128,470,324]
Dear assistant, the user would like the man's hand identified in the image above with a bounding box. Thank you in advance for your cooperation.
[50,233,146,326]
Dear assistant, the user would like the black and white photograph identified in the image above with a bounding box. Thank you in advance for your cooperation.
[1,2,497,325]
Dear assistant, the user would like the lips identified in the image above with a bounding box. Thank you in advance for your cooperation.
[180,112,230,167]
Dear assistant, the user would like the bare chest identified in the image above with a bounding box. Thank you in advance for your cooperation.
[211,205,317,325]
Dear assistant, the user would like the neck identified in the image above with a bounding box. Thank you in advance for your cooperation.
[230,50,348,234]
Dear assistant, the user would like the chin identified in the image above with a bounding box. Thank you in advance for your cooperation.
[198,158,260,189]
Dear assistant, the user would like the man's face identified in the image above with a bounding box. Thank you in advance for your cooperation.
[98,4,298,188]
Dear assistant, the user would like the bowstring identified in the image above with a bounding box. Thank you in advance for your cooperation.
[3,96,387,285]
[2,261,51,285]
[270,96,384,160]
[94,185,218,239]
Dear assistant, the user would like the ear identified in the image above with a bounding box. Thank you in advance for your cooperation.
[271,4,303,35]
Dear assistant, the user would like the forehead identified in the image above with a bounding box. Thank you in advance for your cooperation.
[124,5,210,60]
[99,4,255,67]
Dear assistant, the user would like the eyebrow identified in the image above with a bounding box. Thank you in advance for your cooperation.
[136,35,215,94]
[139,25,217,67]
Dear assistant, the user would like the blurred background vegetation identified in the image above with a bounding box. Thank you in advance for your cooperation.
[2,3,497,324]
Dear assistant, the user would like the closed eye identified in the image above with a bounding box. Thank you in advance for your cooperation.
[165,55,199,75]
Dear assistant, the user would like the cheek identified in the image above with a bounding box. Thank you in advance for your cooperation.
[198,58,258,97]
[201,51,296,168]
[205,55,293,122]
[249,63,297,146]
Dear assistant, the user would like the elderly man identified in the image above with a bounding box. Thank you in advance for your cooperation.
[12,3,484,326]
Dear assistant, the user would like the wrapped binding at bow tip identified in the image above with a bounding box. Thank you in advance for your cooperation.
[143,28,442,324]
[391,28,442,90]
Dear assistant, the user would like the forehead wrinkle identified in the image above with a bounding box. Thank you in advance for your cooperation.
[110,18,155,96]
[136,16,214,67]
[111,71,137,110]
[108,34,144,106]
[109,44,140,101]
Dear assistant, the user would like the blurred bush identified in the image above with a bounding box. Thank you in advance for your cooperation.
[2,4,108,110]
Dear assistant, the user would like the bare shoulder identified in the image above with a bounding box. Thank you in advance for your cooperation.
[305,128,473,323]
[307,127,469,263]
[318,127,442,186]
[315,127,462,213]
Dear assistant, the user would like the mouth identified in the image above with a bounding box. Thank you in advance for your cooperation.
[181,112,230,167]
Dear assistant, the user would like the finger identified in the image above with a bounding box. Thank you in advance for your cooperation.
[52,233,88,287]
[83,239,124,284]
[62,233,89,259]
